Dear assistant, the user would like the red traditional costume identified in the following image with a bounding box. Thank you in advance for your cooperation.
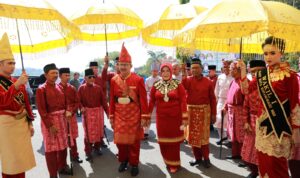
[208,75,218,90]
[242,62,300,178]
[207,65,218,90]
[241,84,260,175]
[288,73,300,178]
[78,81,109,156]
[59,82,80,159]
[85,61,108,97]
[109,44,149,168]
[240,60,266,177]
[0,33,36,178]
[149,63,187,170]
[182,59,216,165]
[36,75,69,177]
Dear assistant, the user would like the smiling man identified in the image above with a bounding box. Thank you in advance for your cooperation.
[109,43,150,177]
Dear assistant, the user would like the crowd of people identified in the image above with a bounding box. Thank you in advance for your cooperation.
[0,31,300,178]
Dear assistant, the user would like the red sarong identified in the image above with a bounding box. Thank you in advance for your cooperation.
[82,107,103,143]
[188,104,211,147]
[114,102,142,144]
[41,110,68,152]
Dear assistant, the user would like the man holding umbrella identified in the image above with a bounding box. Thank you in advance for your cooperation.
[0,33,36,178]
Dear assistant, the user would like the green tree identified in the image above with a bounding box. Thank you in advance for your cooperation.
[179,0,190,4]
[90,51,120,70]
[282,52,300,71]
[136,50,166,77]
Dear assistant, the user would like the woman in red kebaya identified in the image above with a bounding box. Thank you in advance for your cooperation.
[149,63,188,173]
[239,36,300,178]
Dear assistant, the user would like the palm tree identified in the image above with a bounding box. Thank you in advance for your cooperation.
[147,50,167,63]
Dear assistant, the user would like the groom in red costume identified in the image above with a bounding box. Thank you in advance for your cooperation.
[109,43,149,176]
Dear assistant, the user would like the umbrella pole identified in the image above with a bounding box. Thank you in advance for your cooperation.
[239,37,243,59]
[103,0,108,56]
[104,24,108,56]
[15,19,25,72]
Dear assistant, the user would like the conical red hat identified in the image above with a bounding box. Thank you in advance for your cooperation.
[119,43,131,63]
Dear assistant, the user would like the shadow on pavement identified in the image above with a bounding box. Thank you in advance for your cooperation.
[197,164,245,178]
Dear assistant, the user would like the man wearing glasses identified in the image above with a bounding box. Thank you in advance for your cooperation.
[78,68,109,161]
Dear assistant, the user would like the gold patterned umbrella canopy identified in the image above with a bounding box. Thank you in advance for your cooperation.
[141,3,206,47]
[0,0,80,61]
[71,1,143,54]
[174,0,300,53]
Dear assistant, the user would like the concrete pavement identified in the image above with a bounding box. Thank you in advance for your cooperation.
[1,110,250,178]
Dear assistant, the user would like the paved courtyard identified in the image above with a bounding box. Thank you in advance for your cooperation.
[1,110,250,178]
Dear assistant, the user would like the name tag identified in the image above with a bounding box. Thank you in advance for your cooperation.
[118,97,131,104]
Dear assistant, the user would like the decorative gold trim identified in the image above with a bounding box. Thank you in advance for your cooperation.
[154,79,180,95]
[182,112,188,118]
[158,136,184,143]
[256,113,292,159]
[187,104,209,108]
[269,63,291,82]
[163,159,180,166]
[291,104,300,127]
[141,114,150,117]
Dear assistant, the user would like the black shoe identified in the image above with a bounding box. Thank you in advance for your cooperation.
[225,155,241,159]
[224,141,232,148]
[72,156,83,163]
[101,143,108,148]
[131,166,139,177]
[118,162,128,172]
[246,173,258,178]
[144,133,149,140]
[94,148,103,156]
[203,159,211,168]
[50,176,58,178]
[86,154,93,161]
[183,139,189,144]
[189,159,202,166]
[237,161,246,167]
[216,137,228,145]
[59,165,72,175]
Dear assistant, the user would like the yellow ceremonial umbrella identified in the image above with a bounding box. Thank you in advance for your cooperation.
[174,0,300,54]
[70,1,143,55]
[141,3,207,47]
[0,0,81,70]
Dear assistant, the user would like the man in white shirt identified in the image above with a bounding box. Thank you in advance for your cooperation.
[214,60,233,145]
[144,62,160,139]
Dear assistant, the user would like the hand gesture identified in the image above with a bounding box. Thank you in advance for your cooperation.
[244,123,252,133]
[104,56,109,64]
[49,126,58,136]
[15,72,28,90]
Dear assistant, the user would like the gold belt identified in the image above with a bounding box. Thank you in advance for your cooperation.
[187,104,209,108]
